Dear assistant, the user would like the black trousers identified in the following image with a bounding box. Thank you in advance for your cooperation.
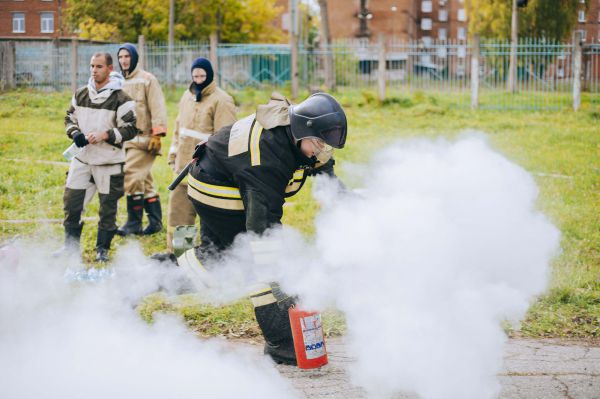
[63,173,124,231]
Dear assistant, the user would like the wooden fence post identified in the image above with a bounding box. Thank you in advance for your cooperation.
[471,34,480,110]
[70,38,78,93]
[137,35,145,70]
[378,34,386,102]
[210,32,220,87]
[51,38,60,91]
[572,32,582,112]
[0,41,16,91]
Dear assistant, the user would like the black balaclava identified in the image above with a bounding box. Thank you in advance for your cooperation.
[190,57,214,102]
[117,43,139,76]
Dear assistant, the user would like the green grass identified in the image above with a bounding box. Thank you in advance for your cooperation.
[0,87,598,340]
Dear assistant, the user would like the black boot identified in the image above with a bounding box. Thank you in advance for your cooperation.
[150,252,178,264]
[252,284,297,366]
[53,224,83,257]
[116,195,143,236]
[142,196,163,235]
[95,229,116,262]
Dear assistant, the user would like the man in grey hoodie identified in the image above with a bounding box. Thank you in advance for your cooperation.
[56,52,138,262]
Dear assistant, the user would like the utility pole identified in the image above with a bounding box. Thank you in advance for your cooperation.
[290,0,299,99]
[167,0,175,89]
[318,0,335,91]
[507,0,518,92]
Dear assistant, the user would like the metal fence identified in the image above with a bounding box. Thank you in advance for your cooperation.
[2,38,599,110]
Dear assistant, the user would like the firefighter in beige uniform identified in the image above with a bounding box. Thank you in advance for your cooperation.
[166,57,237,252]
[116,43,168,236]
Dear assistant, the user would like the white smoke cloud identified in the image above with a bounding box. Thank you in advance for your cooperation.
[276,133,560,399]
[0,133,561,399]
[0,242,297,399]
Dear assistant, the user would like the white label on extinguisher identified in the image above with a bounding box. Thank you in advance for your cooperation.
[300,314,326,360]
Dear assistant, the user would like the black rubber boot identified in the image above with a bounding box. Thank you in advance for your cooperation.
[142,196,163,235]
[95,229,116,262]
[150,252,178,264]
[253,288,297,366]
[52,224,83,257]
[116,195,143,236]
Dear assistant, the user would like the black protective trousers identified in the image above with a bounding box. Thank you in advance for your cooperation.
[190,194,297,365]
[63,172,124,232]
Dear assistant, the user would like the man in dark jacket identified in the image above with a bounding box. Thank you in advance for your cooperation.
[157,92,347,365]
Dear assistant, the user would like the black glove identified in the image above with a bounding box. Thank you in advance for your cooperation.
[72,132,88,148]
[192,142,206,159]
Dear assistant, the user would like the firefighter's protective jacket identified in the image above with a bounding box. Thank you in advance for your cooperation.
[121,65,168,137]
[169,81,237,173]
[187,94,335,234]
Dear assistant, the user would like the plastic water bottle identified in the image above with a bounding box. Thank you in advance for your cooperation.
[64,267,115,283]
[62,143,81,161]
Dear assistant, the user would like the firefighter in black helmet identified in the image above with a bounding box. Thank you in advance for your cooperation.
[154,92,347,365]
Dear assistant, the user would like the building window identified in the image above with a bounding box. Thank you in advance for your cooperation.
[576,30,587,40]
[422,36,432,47]
[438,27,447,40]
[439,9,448,21]
[40,12,54,33]
[457,9,467,22]
[457,27,466,41]
[12,13,25,33]
[422,1,432,12]
[578,10,586,23]
[421,18,432,30]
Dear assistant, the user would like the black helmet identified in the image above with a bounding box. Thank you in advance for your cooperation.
[289,93,347,149]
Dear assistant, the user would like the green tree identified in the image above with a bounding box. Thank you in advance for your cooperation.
[466,0,580,41]
[64,0,284,43]
[77,17,120,42]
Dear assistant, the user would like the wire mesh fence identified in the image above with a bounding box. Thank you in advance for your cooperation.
[3,38,598,111]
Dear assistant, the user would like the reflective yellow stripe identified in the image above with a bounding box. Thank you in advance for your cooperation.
[250,122,263,166]
[292,169,304,180]
[188,175,241,199]
[188,184,245,211]
[250,291,277,308]
[177,248,206,271]
[248,287,272,297]
[285,168,306,195]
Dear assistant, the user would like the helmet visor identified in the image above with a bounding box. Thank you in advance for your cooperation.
[321,127,346,149]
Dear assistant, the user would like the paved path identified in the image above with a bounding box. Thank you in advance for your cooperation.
[242,338,600,398]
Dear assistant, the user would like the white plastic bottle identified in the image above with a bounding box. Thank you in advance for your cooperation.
[62,143,81,161]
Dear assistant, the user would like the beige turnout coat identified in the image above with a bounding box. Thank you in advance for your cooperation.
[169,81,237,173]
[122,66,168,139]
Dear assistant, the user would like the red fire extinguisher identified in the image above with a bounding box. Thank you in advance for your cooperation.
[289,306,328,369]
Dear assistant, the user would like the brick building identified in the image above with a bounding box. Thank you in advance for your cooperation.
[576,0,600,42]
[326,0,468,42]
[0,0,65,39]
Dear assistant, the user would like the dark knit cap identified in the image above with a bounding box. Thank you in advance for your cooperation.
[190,57,214,102]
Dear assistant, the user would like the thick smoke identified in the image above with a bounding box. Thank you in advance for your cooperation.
[0,242,297,399]
[0,133,561,399]
[278,134,560,399]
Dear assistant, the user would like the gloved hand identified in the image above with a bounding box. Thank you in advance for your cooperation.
[72,132,88,148]
[147,136,162,155]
